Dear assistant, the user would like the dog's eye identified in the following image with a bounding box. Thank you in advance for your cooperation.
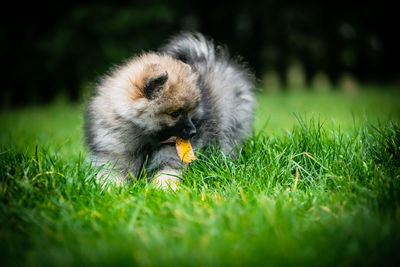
[170,109,182,120]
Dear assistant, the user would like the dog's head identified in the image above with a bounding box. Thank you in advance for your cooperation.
[104,53,203,142]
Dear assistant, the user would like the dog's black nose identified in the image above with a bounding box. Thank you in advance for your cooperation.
[183,117,197,139]
[183,125,196,139]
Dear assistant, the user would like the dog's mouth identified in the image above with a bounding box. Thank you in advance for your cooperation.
[160,136,196,163]
[161,136,177,144]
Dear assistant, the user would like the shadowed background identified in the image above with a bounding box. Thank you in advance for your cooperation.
[1,0,399,107]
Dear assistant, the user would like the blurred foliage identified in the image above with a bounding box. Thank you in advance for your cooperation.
[1,0,399,106]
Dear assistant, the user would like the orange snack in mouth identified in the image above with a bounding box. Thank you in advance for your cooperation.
[175,137,196,163]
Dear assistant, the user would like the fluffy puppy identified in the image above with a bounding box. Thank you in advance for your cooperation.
[85,32,255,189]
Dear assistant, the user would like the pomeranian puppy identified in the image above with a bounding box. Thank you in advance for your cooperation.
[84,32,255,190]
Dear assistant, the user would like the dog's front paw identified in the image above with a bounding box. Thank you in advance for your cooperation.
[153,168,181,191]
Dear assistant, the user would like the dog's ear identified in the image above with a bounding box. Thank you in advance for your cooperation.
[144,73,168,99]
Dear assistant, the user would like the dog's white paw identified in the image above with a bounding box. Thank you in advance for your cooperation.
[153,169,181,191]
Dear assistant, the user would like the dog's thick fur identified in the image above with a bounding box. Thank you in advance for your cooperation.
[85,32,255,188]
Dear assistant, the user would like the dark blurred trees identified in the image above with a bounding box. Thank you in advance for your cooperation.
[1,0,399,106]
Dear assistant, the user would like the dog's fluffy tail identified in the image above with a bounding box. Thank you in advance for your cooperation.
[160,32,254,88]
[160,32,220,67]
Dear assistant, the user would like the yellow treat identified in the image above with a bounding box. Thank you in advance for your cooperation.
[176,137,196,163]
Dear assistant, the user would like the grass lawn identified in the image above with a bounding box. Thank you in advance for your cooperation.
[1,88,400,266]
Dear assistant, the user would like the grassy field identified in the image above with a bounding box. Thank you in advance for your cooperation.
[1,88,400,266]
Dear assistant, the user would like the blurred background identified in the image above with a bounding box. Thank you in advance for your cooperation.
[1,0,399,107]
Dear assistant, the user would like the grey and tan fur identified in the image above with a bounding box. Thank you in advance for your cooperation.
[84,32,255,189]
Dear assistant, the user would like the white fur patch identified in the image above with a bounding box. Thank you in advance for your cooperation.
[153,168,181,191]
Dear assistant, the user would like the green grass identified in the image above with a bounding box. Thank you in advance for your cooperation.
[1,89,400,266]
